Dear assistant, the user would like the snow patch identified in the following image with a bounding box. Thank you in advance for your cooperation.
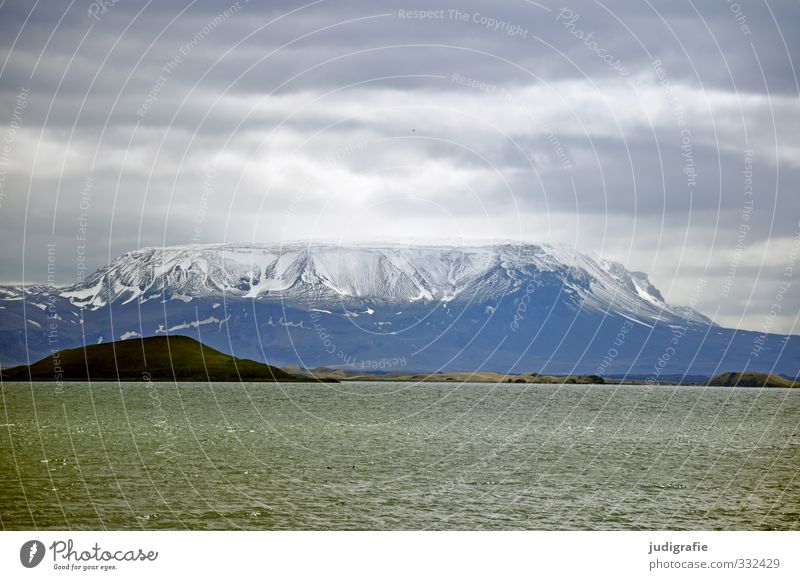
[157,315,229,333]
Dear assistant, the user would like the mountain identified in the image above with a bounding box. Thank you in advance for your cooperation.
[49,243,712,325]
[0,335,300,381]
[0,242,797,377]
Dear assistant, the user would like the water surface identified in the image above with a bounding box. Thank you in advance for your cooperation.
[1,381,798,530]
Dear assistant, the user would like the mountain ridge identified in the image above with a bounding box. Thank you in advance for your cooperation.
[46,242,712,325]
[0,242,795,376]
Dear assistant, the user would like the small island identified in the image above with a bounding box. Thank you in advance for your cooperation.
[288,367,607,384]
[707,372,797,389]
[2,336,796,388]
[0,335,316,382]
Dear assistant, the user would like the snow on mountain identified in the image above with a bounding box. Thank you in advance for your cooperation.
[4,243,799,375]
[49,242,710,327]
[0,285,52,300]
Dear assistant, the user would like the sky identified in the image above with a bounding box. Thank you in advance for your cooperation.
[0,0,798,333]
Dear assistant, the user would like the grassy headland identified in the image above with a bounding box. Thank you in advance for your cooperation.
[0,335,305,382]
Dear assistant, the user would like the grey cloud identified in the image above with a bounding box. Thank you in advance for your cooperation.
[1,0,798,332]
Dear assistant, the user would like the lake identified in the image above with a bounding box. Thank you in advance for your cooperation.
[1,381,798,530]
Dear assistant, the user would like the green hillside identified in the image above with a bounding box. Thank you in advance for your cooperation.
[708,372,797,388]
[0,335,302,382]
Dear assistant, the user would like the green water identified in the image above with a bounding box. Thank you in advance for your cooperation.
[1,381,798,530]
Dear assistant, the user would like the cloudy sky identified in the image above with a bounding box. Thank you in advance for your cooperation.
[0,0,798,333]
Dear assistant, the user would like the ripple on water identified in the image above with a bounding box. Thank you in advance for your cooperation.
[1,381,798,530]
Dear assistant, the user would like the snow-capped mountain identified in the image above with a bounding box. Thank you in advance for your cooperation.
[56,242,709,325]
[1,242,796,376]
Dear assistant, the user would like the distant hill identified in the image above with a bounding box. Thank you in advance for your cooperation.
[0,335,303,382]
[708,372,797,388]
[291,367,606,384]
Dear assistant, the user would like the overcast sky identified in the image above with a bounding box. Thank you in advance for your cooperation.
[0,0,798,333]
